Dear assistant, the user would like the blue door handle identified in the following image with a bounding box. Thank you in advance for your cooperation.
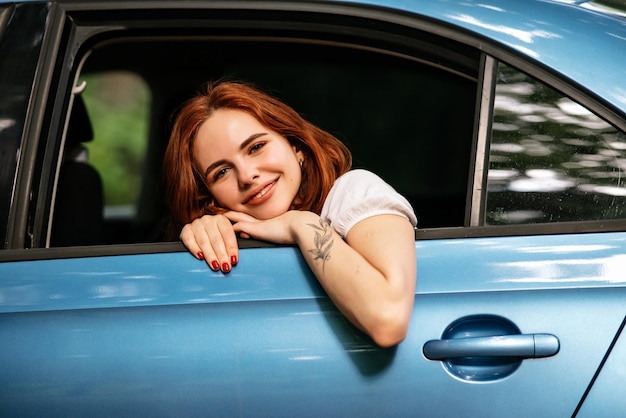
[423,333,560,360]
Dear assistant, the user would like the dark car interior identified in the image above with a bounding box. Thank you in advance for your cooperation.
[51,95,104,247]
[50,13,479,247]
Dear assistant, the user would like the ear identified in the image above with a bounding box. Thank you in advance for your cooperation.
[294,148,304,162]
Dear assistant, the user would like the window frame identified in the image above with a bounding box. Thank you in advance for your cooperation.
[0,2,54,250]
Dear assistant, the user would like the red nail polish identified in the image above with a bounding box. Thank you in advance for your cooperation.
[222,262,231,273]
[211,260,220,270]
[231,255,238,266]
[197,251,205,260]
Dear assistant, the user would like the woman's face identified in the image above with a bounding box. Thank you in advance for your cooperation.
[193,108,303,220]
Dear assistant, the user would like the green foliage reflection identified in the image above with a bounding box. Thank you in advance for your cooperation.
[80,72,150,211]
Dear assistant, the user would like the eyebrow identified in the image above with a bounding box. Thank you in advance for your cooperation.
[203,132,267,178]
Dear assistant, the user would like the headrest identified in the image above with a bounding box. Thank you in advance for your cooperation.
[65,95,94,147]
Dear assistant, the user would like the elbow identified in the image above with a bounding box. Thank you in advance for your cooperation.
[367,310,411,348]
[372,331,407,349]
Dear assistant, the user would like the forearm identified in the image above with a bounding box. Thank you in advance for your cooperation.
[291,212,416,347]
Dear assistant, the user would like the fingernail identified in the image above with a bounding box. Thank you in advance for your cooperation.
[221,262,231,273]
[211,260,220,271]
[197,251,205,260]
[231,255,238,265]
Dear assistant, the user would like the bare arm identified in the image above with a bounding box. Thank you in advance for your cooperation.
[230,210,417,347]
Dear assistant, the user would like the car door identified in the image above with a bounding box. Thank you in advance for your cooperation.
[575,314,626,416]
[2,1,626,417]
[412,232,626,417]
[2,235,626,416]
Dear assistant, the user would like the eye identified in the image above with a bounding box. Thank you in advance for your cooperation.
[212,166,230,182]
[249,141,267,154]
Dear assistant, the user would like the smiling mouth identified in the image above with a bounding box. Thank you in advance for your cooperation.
[244,180,276,205]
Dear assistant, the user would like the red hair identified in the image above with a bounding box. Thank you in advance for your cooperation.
[163,80,352,239]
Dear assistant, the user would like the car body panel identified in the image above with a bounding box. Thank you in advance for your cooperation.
[1,294,622,417]
[576,321,626,416]
[2,233,626,416]
[1,232,626,314]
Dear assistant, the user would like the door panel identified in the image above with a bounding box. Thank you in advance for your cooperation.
[1,232,626,416]
[575,317,626,417]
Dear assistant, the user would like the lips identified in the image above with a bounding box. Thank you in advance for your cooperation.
[244,179,277,205]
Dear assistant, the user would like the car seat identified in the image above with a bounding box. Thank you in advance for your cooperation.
[50,95,104,247]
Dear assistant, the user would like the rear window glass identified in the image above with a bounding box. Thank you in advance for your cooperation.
[486,63,626,225]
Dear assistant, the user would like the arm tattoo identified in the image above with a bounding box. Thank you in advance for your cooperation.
[306,219,334,272]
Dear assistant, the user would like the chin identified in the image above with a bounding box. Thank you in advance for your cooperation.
[251,204,291,220]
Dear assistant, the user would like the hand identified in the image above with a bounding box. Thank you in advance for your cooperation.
[226,210,318,245]
[180,214,239,273]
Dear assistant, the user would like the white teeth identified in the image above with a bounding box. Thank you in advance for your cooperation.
[254,188,268,199]
[251,183,273,201]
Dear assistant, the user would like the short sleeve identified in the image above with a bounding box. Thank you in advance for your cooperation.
[320,169,418,238]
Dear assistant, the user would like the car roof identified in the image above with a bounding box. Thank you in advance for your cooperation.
[3,0,625,116]
[332,0,626,117]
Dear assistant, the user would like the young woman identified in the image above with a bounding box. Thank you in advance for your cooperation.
[163,81,417,347]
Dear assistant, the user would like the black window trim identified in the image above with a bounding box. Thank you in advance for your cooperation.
[1,2,58,250]
[4,219,626,262]
[7,2,66,251]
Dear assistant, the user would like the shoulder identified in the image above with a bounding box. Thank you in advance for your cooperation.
[321,169,417,237]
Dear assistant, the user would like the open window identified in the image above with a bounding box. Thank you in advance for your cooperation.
[48,14,479,247]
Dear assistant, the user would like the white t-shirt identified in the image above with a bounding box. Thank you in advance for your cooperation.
[320,169,418,238]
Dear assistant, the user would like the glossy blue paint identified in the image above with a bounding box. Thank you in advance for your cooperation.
[416,232,626,293]
[0,247,322,314]
[1,300,382,417]
[2,233,626,415]
[333,0,626,115]
[576,321,626,416]
[2,232,626,314]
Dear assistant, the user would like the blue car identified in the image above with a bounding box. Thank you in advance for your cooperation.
[1,0,626,416]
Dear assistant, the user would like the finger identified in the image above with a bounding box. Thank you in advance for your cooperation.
[232,221,259,241]
[186,217,221,271]
[224,211,258,223]
[232,215,295,245]
[202,215,233,272]
[215,214,239,271]
[180,223,205,260]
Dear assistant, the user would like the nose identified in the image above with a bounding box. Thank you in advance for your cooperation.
[237,163,260,189]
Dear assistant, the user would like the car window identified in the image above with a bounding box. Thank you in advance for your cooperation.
[485,62,626,225]
[81,71,150,240]
[49,71,150,247]
[47,34,477,247]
